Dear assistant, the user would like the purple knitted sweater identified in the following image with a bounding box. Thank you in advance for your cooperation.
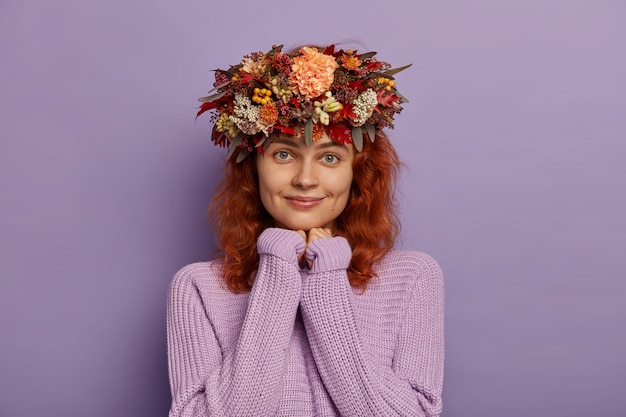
[167,228,444,416]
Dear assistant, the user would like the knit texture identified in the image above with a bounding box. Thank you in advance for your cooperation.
[167,228,444,416]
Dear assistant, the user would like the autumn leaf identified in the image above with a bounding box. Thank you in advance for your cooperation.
[273,124,296,136]
[211,128,228,148]
[196,99,224,118]
[240,73,254,83]
[325,124,353,145]
[337,103,357,121]
[364,61,384,71]
[376,90,401,107]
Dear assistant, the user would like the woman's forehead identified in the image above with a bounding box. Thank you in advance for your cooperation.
[269,132,352,152]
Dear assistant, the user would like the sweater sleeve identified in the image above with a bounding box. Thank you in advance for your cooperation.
[299,237,445,417]
[167,228,305,417]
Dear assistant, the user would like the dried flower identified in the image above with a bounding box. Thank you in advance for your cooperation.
[341,50,361,71]
[196,44,410,161]
[350,89,378,126]
[259,102,279,125]
[311,123,325,141]
[289,47,339,99]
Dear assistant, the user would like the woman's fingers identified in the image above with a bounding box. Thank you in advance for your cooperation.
[307,228,333,244]
[301,228,333,269]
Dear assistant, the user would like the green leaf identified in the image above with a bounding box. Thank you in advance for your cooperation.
[235,148,250,163]
[224,64,242,76]
[352,126,363,152]
[381,63,413,77]
[205,80,231,95]
[358,51,377,60]
[395,90,409,103]
[370,71,393,80]
[304,119,313,146]
[198,89,228,103]
[365,124,376,143]
[226,134,242,159]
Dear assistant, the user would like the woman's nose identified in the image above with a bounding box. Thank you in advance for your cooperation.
[292,161,318,189]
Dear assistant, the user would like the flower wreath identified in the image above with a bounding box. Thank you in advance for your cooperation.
[197,44,411,162]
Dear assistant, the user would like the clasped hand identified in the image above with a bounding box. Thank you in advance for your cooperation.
[295,228,333,269]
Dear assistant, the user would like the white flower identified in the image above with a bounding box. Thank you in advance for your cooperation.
[313,106,330,125]
[350,89,377,126]
[241,57,266,78]
[319,91,343,113]
[312,92,342,125]
[229,94,261,135]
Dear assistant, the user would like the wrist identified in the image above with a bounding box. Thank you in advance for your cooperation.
[305,236,352,273]
[257,228,306,263]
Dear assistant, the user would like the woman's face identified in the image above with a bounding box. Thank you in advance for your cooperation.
[256,132,354,232]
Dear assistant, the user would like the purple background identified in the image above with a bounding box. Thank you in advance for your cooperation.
[1,1,625,416]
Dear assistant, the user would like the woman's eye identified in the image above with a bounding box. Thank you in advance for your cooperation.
[322,154,339,164]
[275,151,292,160]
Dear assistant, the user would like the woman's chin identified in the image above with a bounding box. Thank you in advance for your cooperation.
[274,221,334,232]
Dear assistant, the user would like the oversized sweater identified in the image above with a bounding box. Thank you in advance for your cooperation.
[167,228,444,417]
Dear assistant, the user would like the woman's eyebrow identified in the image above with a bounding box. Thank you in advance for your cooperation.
[270,137,348,151]
[317,141,348,151]
[271,138,301,148]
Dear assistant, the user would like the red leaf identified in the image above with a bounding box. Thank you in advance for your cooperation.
[211,128,228,148]
[376,90,400,107]
[365,61,384,71]
[325,124,353,145]
[253,134,266,153]
[196,100,219,118]
[349,80,364,89]
[196,96,231,118]
[273,124,296,136]
[337,103,357,120]
[324,44,336,55]
[240,73,254,83]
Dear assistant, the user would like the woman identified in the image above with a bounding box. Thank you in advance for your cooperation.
[167,44,444,416]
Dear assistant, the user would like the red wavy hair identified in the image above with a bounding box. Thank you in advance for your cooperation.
[209,130,401,293]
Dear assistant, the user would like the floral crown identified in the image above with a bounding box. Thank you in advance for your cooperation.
[197,44,411,162]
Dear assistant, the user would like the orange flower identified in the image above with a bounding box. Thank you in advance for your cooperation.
[290,47,339,99]
[341,52,361,70]
[311,123,325,141]
[259,102,278,125]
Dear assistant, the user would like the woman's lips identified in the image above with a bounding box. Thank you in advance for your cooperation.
[285,196,324,209]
